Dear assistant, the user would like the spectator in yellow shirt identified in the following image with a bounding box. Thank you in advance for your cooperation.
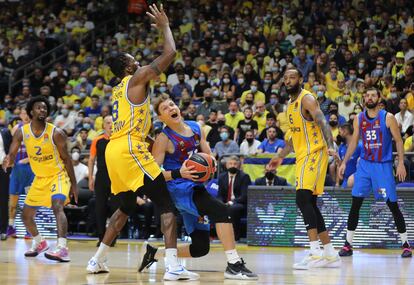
[224,101,245,131]
[91,78,105,98]
[75,45,88,63]
[79,87,92,109]
[63,84,80,105]
[253,101,269,134]
[325,66,345,101]
[240,80,266,105]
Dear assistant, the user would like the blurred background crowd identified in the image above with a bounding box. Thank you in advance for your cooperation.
[1,0,414,240]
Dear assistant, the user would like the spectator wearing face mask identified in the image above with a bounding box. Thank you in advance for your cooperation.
[54,104,76,136]
[240,130,261,155]
[316,84,332,115]
[338,90,356,120]
[235,107,258,144]
[193,72,211,100]
[63,84,80,105]
[225,101,244,132]
[73,72,93,95]
[234,73,250,99]
[91,78,106,98]
[195,88,219,119]
[325,66,345,101]
[84,95,102,120]
[77,87,92,109]
[240,80,266,105]
[385,86,401,114]
[325,102,346,126]
[328,113,340,142]
[171,71,193,102]
[206,110,225,149]
[255,165,288,187]
[71,146,89,183]
[214,126,240,159]
[257,126,285,154]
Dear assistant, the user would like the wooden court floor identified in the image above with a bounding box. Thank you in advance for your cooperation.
[0,239,412,285]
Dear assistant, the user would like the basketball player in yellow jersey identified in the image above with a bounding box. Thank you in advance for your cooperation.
[3,96,78,262]
[268,68,341,270]
[87,4,198,281]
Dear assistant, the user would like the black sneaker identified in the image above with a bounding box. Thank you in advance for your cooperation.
[224,258,258,280]
[138,242,158,272]
[339,241,353,257]
[402,242,412,258]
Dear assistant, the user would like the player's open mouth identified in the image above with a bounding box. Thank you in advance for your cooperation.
[171,113,178,118]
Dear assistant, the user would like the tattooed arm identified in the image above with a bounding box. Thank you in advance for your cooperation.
[302,94,335,149]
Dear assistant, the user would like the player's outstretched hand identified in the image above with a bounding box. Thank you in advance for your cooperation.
[180,162,199,181]
[396,162,407,182]
[267,156,283,171]
[2,155,9,172]
[146,3,169,29]
[70,184,79,204]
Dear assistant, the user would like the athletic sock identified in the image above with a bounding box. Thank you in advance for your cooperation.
[154,247,165,260]
[33,234,42,245]
[225,249,242,264]
[94,243,110,262]
[165,248,180,269]
[323,243,337,257]
[346,230,355,245]
[310,240,321,256]
[8,219,15,227]
[400,232,409,246]
[57,238,67,248]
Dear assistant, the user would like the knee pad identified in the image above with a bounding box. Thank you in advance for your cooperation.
[210,203,232,224]
[119,191,137,216]
[189,230,210,258]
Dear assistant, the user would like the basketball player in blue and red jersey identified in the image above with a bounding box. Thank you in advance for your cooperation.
[339,87,412,258]
[138,93,258,280]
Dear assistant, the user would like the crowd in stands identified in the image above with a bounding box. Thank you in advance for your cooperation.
[1,0,414,240]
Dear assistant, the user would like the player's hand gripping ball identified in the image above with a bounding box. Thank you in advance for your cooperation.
[185,153,217,182]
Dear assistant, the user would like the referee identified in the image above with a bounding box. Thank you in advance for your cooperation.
[88,115,117,246]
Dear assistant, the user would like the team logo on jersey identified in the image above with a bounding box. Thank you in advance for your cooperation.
[25,134,30,139]
[44,134,49,142]
[373,120,380,129]
[362,121,366,126]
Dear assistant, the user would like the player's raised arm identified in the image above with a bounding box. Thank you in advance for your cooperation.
[339,117,360,179]
[2,128,23,171]
[130,4,176,87]
[387,113,407,181]
[302,94,335,150]
[53,128,78,203]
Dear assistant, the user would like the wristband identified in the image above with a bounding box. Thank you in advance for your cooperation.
[171,169,182,179]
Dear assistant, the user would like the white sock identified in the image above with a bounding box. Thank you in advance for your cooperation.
[9,219,15,227]
[33,234,42,244]
[225,249,242,264]
[310,240,320,255]
[155,247,165,260]
[400,232,409,245]
[94,243,110,262]
[165,248,179,269]
[346,230,355,245]
[57,238,67,248]
[323,243,337,257]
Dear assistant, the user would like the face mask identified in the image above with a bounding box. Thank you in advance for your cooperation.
[79,92,87,99]
[228,167,238,174]
[223,78,230,84]
[213,90,220,97]
[271,89,279,95]
[220,132,229,141]
[374,69,383,77]
[343,95,350,102]
[219,50,226,56]
[317,91,324,98]
[369,24,376,30]
[347,39,353,45]
[71,152,80,161]
[250,86,257,93]
[217,120,225,126]
[312,86,319,92]
[355,108,362,114]
[274,51,281,58]
[265,171,275,180]
[245,99,253,105]
[331,74,337,80]
[349,75,356,81]
[391,92,398,99]
[80,77,87,84]
[65,90,72,95]
[61,109,69,116]
[200,52,206,57]
[205,96,212,102]
[212,44,219,50]
[199,76,206,82]
[329,121,338,127]
[258,47,265,54]
[388,24,394,30]
[264,79,272,84]
[237,78,244,85]
[271,67,279,73]
[96,43,102,48]
[159,86,167,93]
[246,138,254,144]
[74,103,81,110]
[358,63,364,69]
[270,98,278,105]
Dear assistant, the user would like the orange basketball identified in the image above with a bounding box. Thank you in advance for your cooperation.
[185,153,217,182]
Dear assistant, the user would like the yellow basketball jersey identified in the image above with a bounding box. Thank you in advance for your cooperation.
[22,123,65,177]
[287,89,326,161]
[110,75,151,142]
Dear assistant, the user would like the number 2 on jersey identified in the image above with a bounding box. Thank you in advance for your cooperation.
[34,146,42,155]
[112,100,119,122]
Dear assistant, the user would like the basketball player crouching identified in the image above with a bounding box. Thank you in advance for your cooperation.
[138,94,258,280]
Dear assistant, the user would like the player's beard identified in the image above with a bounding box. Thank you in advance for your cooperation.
[365,101,378,109]
[286,83,301,96]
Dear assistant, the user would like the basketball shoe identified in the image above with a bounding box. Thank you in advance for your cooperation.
[45,246,70,262]
[24,239,49,257]
[87,257,110,274]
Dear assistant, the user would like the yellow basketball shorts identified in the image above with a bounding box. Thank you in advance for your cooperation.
[295,148,328,195]
[25,171,70,208]
[106,138,161,195]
